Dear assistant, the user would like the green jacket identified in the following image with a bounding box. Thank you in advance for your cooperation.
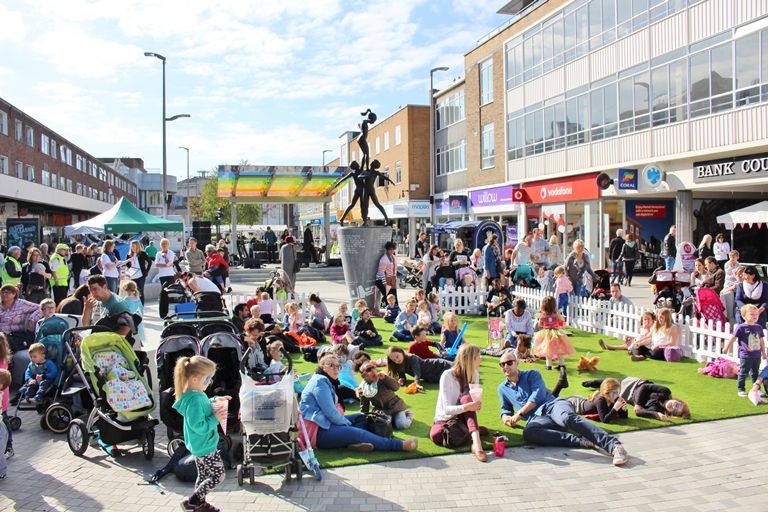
[172,390,219,456]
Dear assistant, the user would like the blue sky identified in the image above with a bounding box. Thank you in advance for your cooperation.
[0,0,505,180]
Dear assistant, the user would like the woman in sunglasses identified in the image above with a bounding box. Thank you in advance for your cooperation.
[299,354,418,453]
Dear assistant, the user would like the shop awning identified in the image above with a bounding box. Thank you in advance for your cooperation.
[217,165,349,204]
[716,201,768,229]
[64,197,184,235]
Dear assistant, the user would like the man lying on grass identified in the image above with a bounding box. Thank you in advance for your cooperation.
[497,349,629,466]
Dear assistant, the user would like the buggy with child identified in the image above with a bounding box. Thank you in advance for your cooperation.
[237,346,320,484]
[65,330,158,459]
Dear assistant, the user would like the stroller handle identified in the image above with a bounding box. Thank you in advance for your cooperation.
[164,311,229,322]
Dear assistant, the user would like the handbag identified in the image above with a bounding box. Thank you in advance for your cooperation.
[441,414,471,448]
[386,275,397,287]
[366,410,393,438]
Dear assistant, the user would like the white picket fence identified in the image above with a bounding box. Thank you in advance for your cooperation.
[445,284,768,364]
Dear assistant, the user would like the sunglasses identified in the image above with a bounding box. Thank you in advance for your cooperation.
[499,360,517,367]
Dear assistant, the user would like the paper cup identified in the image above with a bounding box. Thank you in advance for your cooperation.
[469,385,483,402]
[213,400,228,433]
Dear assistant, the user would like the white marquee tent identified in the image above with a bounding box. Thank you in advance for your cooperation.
[716,201,768,229]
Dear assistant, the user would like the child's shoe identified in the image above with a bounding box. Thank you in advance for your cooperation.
[4,448,14,460]
[180,500,198,511]
[195,502,220,512]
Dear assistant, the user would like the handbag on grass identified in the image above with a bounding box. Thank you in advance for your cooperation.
[366,410,393,438]
[441,414,471,448]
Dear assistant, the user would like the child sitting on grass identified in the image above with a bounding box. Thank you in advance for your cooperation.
[391,300,418,342]
[440,312,460,353]
[352,308,383,347]
[504,298,535,356]
[356,359,414,430]
[722,304,767,397]
[408,327,446,359]
[383,294,400,324]
[417,300,440,334]
[20,343,58,405]
[330,313,356,346]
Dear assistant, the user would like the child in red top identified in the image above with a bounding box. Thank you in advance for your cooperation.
[408,327,446,359]
[534,296,574,370]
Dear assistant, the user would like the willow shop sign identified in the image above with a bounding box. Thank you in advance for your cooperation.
[693,152,768,184]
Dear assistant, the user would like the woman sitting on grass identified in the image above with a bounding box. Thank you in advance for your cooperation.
[299,353,418,453]
[566,378,628,424]
[430,344,489,462]
[386,346,452,389]
[635,308,680,361]
[355,359,414,430]
[582,377,690,421]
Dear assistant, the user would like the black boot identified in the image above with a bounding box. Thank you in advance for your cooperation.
[558,365,569,390]
[581,378,604,388]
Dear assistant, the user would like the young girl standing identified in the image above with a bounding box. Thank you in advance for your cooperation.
[553,266,573,317]
[534,296,575,370]
[119,280,145,347]
[172,356,230,512]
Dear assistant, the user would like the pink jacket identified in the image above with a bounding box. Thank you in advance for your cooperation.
[555,276,573,296]
[330,323,350,344]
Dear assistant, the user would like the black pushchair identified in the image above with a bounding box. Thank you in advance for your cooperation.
[157,334,201,454]
[590,270,612,300]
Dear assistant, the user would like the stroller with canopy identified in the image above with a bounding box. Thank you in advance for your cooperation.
[65,330,158,459]
[590,270,612,300]
[157,334,201,454]
[694,287,728,327]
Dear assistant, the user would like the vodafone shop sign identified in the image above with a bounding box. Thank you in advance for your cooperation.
[521,173,600,204]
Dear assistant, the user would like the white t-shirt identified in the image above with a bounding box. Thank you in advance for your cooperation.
[260,299,276,315]
[155,250,176,278]
[129,254,142,279]
[100,253,120,278]
[189,276,221,294]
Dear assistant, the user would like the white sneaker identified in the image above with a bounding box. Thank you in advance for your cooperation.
[738,391,748,397]
[612,444,629,466]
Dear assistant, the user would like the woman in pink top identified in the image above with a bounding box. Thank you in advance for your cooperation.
[0,333,11,458]
[374,242,398,308]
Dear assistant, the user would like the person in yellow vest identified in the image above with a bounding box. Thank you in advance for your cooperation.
[49,244,71,305]
[1,246,23,289]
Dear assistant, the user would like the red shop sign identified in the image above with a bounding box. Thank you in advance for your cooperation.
[633,203,667,218]
[521,173,600,204]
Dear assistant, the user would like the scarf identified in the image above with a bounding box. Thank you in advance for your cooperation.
[743,280,763,300]
[358,379,379,399]
[316,368,342,401]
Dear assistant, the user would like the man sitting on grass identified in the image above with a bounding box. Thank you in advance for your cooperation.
[497,349,629,466]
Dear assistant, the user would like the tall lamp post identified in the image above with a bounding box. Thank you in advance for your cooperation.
[429,66,449,229]
[144,51,190,218]
[322,149,333,168]
[179,146,190,224]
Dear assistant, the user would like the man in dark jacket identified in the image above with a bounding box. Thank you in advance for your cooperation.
[608,229,625,284]
[662,225,676,270]
[264,227,278,263]
[303,225,318,265]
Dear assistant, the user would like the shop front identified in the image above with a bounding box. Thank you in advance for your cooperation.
[516,172,610,266]
[468,184,520,249]
[433,194,468,224]
[369,200,432,257]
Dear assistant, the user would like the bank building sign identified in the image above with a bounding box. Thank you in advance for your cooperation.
[693,152,768,184]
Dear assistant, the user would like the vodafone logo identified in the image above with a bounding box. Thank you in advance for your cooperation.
[512,189,525,201]
[540,187,547,200]
[540,185,573,200]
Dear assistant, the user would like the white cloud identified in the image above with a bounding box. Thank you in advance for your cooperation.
[0,5,26,42]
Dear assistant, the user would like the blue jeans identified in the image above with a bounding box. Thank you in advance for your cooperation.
[0,420,7,476]
[316,414,404,451]
[557,293,569,317]
[391,329,414,342]
[664,256,675,270]
[737,356,761,391]
[106,276,119,293]
[522,399,620,454]
[573,282,588,298]
[132,276,146,305]
[611,260,623,282]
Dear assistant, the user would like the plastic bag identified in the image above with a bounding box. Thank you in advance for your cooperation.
[239,372,293,435]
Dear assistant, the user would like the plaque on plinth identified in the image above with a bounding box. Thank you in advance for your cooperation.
[337,226,392,309]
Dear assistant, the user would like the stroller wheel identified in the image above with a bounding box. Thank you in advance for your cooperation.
[40,414,48,430]
[9,416,22,431]
[167,437,184,458]
[236,464,245,486]
[142,430,155,460]
[45,404,73,434]
[67,419,89,456]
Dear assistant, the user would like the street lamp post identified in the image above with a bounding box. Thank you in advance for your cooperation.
[179,146,190,224]
[144,51,190,219]
[322,149,333,168]
[429,66,449,230]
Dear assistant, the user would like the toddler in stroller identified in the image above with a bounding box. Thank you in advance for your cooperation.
[18,342,58,405]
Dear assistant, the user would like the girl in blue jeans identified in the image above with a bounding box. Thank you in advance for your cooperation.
[299,354,418,452]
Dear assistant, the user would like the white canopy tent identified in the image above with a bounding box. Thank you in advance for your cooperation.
[64,200,123,235]
[716,201,768,229]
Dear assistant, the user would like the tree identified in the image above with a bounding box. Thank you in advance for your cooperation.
[189,174,262,225]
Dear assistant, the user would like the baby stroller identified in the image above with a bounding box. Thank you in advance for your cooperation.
[398,259,423,289]
[649,269,691,313]
[237,348,313,484]
[590,270,612,300]
[9,315,76,432]
[159,279,189,319]
[694,287,728,327]
[263,269,293,299]
[157,334,201,454]
[65,330,158,460]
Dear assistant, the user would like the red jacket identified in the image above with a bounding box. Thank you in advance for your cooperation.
[408,339,439,359]
[206,252,229,272]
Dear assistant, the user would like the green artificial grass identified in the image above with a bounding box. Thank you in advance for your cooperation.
[290,316,768,468]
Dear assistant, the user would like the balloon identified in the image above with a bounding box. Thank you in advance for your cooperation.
[557,225,566,233]
[538,223,545,231]
[566,225,574,233]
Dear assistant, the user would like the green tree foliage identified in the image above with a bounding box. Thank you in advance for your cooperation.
[189,175,262,225]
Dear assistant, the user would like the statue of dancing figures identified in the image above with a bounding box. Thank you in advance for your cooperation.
[357,109,377,172]
[338,161,364,226]
[361,159,394,225]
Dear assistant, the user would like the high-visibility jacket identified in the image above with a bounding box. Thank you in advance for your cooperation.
[1,256,21,287]
[49,253,70,287]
